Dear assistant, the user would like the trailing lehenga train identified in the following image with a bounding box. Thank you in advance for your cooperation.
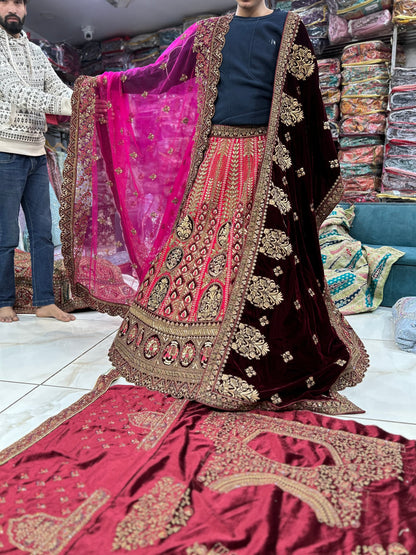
[61,11,369,414]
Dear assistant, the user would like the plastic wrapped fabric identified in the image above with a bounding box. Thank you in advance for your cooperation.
[306,23,329,38]
[322,88,342,104]
[335,0,391,20]
[101,37,129,54]
[390,91,416,111]
[340,113,386,135]
[342,63,389,83]
[318,57,341,74]
[158,27,183,46]
[342,175,381,191]
[386,144,416,160]
[386,124,416,144]
[341,40,391,64]
[342,190,380,202]
[382,170,416,193]
[339,144,384,165]
[340,96,388,115]
[310,36,329,54]
[328,14,351,43]
[296,3,328,25]
[325,103,340,121]
[389,108,416,125]
[319,72,341,88]
[393,0,416,24]
[80,41,102,63]
[339,135,384,147]
[329,120,340,139]
[128,48,160,68]
[102,52,130,71]
[31,39,81,75]
[292,0,323,8]
[348,9,392,38]
[391,67,416,89]
[127,33,159,51]
[342,80,389,97]
[340,161,382,177]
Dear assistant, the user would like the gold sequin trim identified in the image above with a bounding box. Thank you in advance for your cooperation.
[211,125,267,138]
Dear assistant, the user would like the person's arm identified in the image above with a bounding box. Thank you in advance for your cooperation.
[0,49,72,116]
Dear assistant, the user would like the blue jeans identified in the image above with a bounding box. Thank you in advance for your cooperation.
[0,153,55,308]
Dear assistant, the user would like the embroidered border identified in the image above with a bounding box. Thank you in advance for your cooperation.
[211,125,267,138]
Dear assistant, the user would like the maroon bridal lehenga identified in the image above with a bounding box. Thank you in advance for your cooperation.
[61,12,368,414]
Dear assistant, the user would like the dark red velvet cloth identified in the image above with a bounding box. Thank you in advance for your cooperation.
[0,381,414,554]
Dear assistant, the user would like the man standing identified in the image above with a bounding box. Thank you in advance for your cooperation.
[0,0,75,322]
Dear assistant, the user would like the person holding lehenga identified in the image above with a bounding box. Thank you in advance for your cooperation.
[61,0,368,414]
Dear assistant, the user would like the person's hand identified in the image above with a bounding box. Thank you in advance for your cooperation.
[95,99,110,124]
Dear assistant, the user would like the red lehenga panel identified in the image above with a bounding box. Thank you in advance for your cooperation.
[0,378,414,554]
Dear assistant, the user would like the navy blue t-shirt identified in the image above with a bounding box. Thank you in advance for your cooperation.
[213,10,288,126]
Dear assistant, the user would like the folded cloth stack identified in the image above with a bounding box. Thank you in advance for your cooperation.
[318,58,341,140]
[339,41,392,203]
[329,8,392,44]
[392,297,416,353]
[294,0,329,54]
[31,39,81,76]
[393,0,416,24]
[381,67,416,200]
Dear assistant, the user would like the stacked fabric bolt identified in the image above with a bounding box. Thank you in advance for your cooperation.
[31,39,81,76]
[381,67,416,200]
[293,0,329,55]
[101,37,130,72]
[127,32,160,68]
[328,5,392,45]
[393,0,416,24]
[80,41,104,76]
[158,27,183,53]
[338,40,391,202]
[318,58,341,140]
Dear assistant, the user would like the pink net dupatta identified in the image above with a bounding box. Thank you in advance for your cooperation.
[61,26,200,315]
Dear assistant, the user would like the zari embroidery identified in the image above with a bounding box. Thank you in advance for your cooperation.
[147,277,170,312]
[246,276,283,310]
[351,543,409,555]
[197,283,223,321]
[231,323,270,360]
[280,93,304,127]
[288,44,315,81]
[186,542,238,555]
[176,215,194,241]
[260,229,293,261]
[165,247,184,271]
[112,477,193,551]
[218,374,260,403]
[7,490,110,555]
[269,184,291,214]
[272,139,292,171]
[198,412,403,529]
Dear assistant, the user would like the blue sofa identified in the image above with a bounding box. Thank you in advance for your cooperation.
[340,202,416,307]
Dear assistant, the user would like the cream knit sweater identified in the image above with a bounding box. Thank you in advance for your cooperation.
[0,27,73,156]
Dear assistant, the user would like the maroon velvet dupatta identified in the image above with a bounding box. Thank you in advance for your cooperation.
[61,13,368,414]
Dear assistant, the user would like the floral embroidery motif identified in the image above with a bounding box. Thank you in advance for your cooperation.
[269,185,291,214]
[296,167,305,178]
[165,247,184,271]
[312,334,319,344]
[260,229,293,261]
[245,366,256,378]
[218,374,260,403]
[288,44,315,80]
[186,542,238,555]
[280,93,304,127]
[259,316,269,327]
[217,221,231,247]
[208,254,227,277]
[197,283,223,321]
[232,324,270,360]
[271,393,282,405]
[329,159,340,169]
[198,412,403,529]
[272,140,292,171]
[324,121,331,130]
[112,477,193,550]
[336,359,347,366]
[351,544,408,555]
[147,276,170,311]
[7,490,110,555]
[308,288,315,297]
[247,276,283,310]
[306,376,315,388]
[274,266,283,278]
[282,351,293,363]
[294,300,301,310]
[176,215,194,241]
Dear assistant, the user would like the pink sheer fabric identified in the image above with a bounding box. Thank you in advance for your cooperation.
[62,24,201,313]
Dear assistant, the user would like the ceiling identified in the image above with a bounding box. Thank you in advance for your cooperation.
[25,0,236,46]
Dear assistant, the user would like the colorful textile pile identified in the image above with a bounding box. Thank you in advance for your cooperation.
[319,58,341,139]
[293,0,329,54]
[31,39,81,76]
[393,0,416,24]
[381,67,416,200]
[319,204,404,313]
[0,377,415,554]
[328,6,392,44]
[392,296,416,353]
[339,41,391,202]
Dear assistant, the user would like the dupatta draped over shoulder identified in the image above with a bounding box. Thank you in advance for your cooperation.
[61,13,368,414]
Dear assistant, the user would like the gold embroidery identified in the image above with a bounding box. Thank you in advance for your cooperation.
[324,121,331,130]
[211,125,267,138]
[280,93,304,127]
[272,140,292,171]
[351,543,409,555]
[217,221,231,247]
[288,44,315,81]
[285,132,291,142]
[199,412,403,529]
[312,334,319,344]
[336,359,347,366]
[147,277,170,312]
[247,276,283,310]
[176,215,194,241]
[197,284,223,321]
[308,288,315,297]
[259,316,269,327]
[245,366,256,378]
[271,393,282,405]
[115,167,123,175]
[294,300,301,310]
[180,74,188,82]
[165,247,183,271]
[330,159,340,169]
[260,229,293,261]
[218,374,260,403]
[269,185,291,214]
[231,323,270,360]
[7,490,110,555]
[112,477,193,550]
[274,266,283,278]
[282,351,293,363]
[208,254,227,277]
[296,167,305,178]
[186,542,238,555]
[306,376,315,388]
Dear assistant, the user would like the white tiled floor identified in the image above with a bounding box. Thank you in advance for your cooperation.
[0,306,415,452]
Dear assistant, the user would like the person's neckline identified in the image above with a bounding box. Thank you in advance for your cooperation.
[233,10,276,20]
